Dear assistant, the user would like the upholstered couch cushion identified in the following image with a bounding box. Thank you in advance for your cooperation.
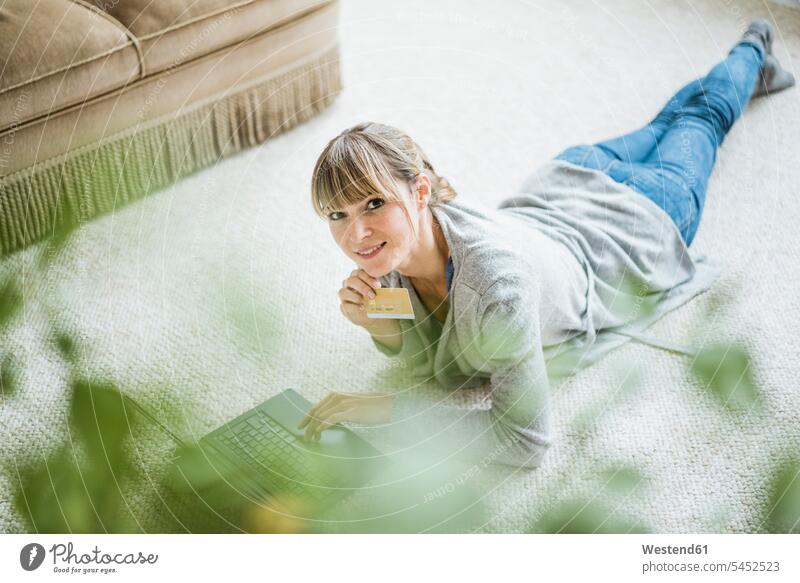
[0,0,341,257]
[0,0,142,132]
[87,0,332,76]
[1,1,338,177]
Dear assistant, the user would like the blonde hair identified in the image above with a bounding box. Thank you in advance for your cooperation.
[310,122,458,221]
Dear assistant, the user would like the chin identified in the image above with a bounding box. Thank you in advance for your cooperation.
[358,261,390,279]
[354,244,397,277]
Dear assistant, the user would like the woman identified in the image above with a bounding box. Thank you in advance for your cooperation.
[298,20,794,469]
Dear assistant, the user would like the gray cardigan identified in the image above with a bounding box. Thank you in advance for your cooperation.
[370,160,721,469]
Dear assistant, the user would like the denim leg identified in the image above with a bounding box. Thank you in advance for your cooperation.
[554,42,764,246]
[642,41,765,244]
[553,142,617,172]
[553,78,704,170]
[594,78,705,164]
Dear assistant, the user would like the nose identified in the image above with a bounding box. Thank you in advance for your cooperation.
[348,216,371,243]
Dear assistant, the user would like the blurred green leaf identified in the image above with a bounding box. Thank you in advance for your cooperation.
[162,442,265,532]
[15,448,96,533]
[13,443,140,534]
[0,277,22,330]
[69,379,136,473]
[611,272,659,323]
[690,342,760,412]
[600,465,646,498]
[573,403,602,436]
[700,280,741,321]
[763,457,800,533]
[166,443,238,494]
[69,379,141,532]
[322,451,487,533]
[1,353,17,397]
[14,446,119,533]
[14,379,149,533]
[532,498,650,533]
[53,331,78,364]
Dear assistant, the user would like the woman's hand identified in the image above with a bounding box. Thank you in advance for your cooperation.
[297,391,394,441]
[338,268,382,329]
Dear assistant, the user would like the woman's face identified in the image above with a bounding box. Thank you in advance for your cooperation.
[327,176,425,278]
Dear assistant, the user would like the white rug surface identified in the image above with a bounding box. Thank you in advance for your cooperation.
[1,0,799,533]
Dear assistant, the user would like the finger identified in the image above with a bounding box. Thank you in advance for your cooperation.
[340,303,365,320]
[298,405,320,428]
[304,401,342,440]
[299,407,323,430]
[355,270,382,290]
[357,269,382,288]
[338,287,364,304]
[306,399,354,440]
[313,410,354,441]
[316,408,356,433]
[300,392,342,431]
[350,270,380,292]
[304,403,331,438]
[340,301,362,314]
[344,277,376,300]
[304,418,326,440]
[298,393,338,428]
[312,395,352,425]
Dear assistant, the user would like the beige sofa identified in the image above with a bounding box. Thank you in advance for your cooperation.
[0,0,341,257]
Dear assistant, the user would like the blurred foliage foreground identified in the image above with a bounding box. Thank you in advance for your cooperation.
[1,227,799,533]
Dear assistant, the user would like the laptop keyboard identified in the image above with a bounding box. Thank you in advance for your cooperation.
[214,411,336,501]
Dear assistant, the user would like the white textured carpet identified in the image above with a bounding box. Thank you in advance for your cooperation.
[1,0,799,533]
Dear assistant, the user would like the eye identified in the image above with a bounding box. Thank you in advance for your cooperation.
[366,197,385,211]
[328,210,346,221]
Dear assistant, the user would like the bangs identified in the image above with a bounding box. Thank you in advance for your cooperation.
[311,137,409,217]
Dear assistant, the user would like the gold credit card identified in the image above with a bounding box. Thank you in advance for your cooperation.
[366,287,415,319]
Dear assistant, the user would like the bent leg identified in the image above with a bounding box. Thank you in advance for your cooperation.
[554,41,765,246]
[643,41,765,244]
[593,78,704,164]
[553,78,703,170]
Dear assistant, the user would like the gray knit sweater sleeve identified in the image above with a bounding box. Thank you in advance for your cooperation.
[373,275,553,470]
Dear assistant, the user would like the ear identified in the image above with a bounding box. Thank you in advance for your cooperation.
[414,173,433,210]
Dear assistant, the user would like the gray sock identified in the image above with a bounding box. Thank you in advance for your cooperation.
[752,54,796,97]
[741,18,774,57]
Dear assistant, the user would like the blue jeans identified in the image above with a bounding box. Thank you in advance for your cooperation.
[554,41,765,246]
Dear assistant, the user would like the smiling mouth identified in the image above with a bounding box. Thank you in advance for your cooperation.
[356,242,386,258]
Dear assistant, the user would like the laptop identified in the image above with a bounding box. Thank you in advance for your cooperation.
[170,389,389,508]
